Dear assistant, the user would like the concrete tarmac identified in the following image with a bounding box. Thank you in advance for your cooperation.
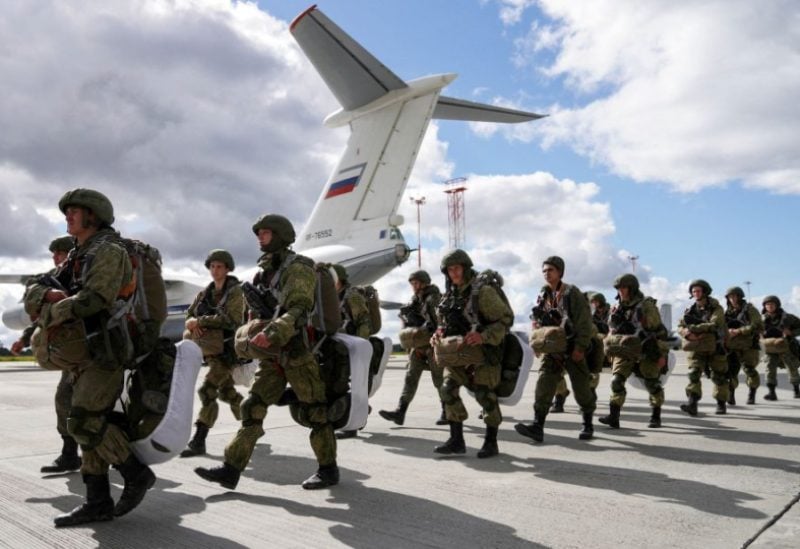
[1,352,798,548]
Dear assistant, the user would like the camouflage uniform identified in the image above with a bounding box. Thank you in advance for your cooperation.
[340,286,372,339]
[761,296,800,399]
[724,287,763,405]
[678,280,729,415]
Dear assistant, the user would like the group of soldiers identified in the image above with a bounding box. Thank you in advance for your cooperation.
[14,187,800,528]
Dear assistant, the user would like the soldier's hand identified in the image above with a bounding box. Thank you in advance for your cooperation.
[44,289,68,303]
[728,328,740,337]
[10,340,24,355]
[657,355,667,369]
[783,328,793,337]
[250,332,271,349]
[571,349,585,362]
[464,331,483,346]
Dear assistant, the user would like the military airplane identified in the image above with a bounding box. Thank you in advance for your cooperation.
[1,5,543,341]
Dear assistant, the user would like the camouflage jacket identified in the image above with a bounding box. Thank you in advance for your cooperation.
[592,306,610,335]
[187,275,244,332]
[537,282,593,352]
[438,272,512,347]
[340,285,371,339]
[678,296,725,337]
[725,302,763,337]
[763,310,800,338]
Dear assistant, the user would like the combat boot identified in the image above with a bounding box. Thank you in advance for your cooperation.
[550,394,566,413]
[113,454,156,517]
[515,412,545,443]
[435,402,448,425]
[434,421,466,454]
[578,412,594,440]
[41,435,82,473]
[727,390,736,406]
[195,462,240,490]
[747,387,757,405]
[763,384,777,401]
[378,400,409,426]
[477,426,499,459]
[793,384,800,398]
[648,406,662,428]
[335,429,358,439]
[302,463,339,489]
[598,404,621,429]
[715,399,727,415]
[680,394,700,416]
[54,474,114,527]
[180,423,209,457]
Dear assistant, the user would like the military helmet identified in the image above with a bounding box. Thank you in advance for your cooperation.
[252,214,296,252]
[408,270,431,285]
[48,236,74,253]
[204,249,235,271]
[589,292,608,307]
[688,279,712,296]
[440,249,473,274]
[725,286,745,299]
[613,273,640,292]
[762,295,781,308]
[58,188,115,225]
[542,256,565,276]
[331,264,348,284]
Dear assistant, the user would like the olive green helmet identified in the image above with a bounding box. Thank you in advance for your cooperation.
[331,263,348,284]
[589,292,608,307]
[762,295,781,308]
[58,188,115,226]
[542,256,565,276]
[204,249,235,271]
[252,214,296,252]
[440,249,473,274]
[48,236,74,253]
[613,273,640,292]
[688,279,712,296]
[725,286,745,299]
[408,270,431,285]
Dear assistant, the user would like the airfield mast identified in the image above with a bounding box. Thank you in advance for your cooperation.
[444,177,468,249]
[409,195,426,268]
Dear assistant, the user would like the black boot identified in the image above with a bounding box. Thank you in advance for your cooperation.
[515,412,545,443]
[302,463,340,489]
[579,412,594,440]
[598,404,621,429]
[747,387,757,405]
[715,399,727,415]
[764,384,777,401]
[54,474,114,527]
[435,402,448,425]
[550,394,566,413]
[113,454,156,517]
[477,426,499,459]
[335,430,358,439]
[794,384,800,398]
[180,423,209,458]
[41,436,82,473]
[680,394,700,416]
[727,389,736,406]
[434,421,466,454]
[195,462,240,490]
[379,400,409,426]
[648,406,662,428]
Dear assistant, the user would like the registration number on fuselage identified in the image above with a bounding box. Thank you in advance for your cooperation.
[306,229,333,241]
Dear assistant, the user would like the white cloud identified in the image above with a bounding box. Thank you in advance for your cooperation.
[498,0,800,193]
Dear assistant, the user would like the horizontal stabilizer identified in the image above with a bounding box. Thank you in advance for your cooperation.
[0,274,32,285]
[291,6,408,111]
[434,96,545,123]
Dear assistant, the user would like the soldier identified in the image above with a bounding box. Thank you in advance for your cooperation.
[432,249,513,459]
[724,287,763,405]
[516,256,596,442]
[678,280,729,416]
[379,270,445,426]
[195,214,339,490]
[598,274,668,429]
[180,249,245,457]
[25,189,155,526]
[761,295,800,400]
[331,263,373,439]
[11,236,81,474]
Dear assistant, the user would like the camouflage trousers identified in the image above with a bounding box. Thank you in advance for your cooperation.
[196,355,243,428]
[608,355,664,408]
[224,350,335,471]
[400,347,443,405]
[67,362,131,475]
[685,351,729,401]
[440,361,502,427]
[534,353,597,416]
[765,352,800,386]
[554,370,600,397]
[727,349,761,390]
[55,370,73,437]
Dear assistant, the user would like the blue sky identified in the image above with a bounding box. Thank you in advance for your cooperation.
[0,0,798,342]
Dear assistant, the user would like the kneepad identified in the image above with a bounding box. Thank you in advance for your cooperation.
[473,385,497,412]
[439,378,460,405]
[611,374,627,394]
[67,406,108,449]
[240,394,267,426]
[197,382,219,406]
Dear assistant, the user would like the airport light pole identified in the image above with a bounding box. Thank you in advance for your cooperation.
[410,195,426,268]
[745,280,752,302]
[628,255,639,273]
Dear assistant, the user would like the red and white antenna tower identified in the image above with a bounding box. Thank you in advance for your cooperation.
[444,177,467,249]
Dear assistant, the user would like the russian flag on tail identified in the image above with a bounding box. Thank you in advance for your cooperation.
[325,163,367,199]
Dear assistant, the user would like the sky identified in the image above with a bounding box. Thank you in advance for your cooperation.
[1,0,799,345]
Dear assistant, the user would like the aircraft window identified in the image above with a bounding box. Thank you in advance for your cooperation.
[390,228,400,240]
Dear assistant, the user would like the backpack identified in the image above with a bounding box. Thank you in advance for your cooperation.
[465,269,513,329]
[348,285,382,335]
[312,263,342,336]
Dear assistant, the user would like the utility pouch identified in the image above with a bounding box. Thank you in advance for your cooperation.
[530,326,568,354]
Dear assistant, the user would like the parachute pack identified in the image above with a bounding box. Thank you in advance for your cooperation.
[347,285,382,335]
[465,270,511,326]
